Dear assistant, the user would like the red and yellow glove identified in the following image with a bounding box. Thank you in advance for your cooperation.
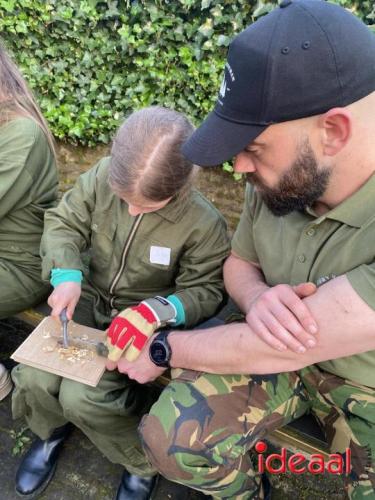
[106,297,176,362]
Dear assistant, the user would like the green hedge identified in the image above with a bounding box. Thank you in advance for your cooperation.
[0,0,374,145]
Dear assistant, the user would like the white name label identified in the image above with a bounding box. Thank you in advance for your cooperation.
[150,246,171,266]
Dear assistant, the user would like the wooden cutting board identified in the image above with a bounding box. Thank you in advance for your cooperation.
[11,316,107,387]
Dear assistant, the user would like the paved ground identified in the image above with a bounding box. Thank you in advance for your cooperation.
[0,318,346,500]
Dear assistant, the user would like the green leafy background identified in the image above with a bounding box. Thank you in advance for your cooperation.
[0,0,374,145]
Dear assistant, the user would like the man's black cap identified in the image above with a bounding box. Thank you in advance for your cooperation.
[182,0,375,166]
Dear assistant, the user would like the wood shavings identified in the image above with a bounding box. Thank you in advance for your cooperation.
[41,341,95,364]
[58,346,94,364]
[12,316,106,386]
[42,345,54,352]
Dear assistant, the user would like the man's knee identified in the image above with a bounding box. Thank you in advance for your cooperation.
[139,403,180,480]
[139,385,228,481]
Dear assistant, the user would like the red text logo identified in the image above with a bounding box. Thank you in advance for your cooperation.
[255,441,351,475]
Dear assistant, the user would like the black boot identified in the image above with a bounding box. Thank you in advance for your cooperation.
[262,473,272,500]
[115,470,157,500]
[15,424,72,499]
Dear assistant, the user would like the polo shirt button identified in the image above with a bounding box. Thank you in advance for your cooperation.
[298,254,306,263]
[306,228,315,236]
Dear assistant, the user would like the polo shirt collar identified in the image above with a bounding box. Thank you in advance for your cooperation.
[306,173,375,228]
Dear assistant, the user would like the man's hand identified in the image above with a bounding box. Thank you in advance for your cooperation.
[106,335,166,384]
[48,282,81,321]
[246,282,318,353]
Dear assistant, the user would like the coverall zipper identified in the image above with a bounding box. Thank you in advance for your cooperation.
[109,214,144,310]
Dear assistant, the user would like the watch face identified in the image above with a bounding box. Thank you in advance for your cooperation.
[150,341,168,365]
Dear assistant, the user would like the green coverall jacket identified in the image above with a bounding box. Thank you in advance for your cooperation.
[0,116,58,317]
[41,157,231,327]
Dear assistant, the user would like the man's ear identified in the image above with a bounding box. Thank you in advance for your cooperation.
[318,108,352,156]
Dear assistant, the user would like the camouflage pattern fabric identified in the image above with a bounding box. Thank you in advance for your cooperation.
[302,367,375,500]
[140,365,375,499]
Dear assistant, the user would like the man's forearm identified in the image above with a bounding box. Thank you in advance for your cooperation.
[224,253,268,313]
[169,275,375,374]
[169,323,300,374]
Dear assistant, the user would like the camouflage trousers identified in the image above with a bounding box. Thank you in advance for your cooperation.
[140,365,375,499]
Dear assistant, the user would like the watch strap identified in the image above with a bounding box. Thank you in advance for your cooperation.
[154,330,171,344]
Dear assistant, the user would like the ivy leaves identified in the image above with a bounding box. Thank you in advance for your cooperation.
[0,0,373,145]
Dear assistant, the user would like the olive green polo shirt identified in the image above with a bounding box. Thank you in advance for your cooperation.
[232,177,375,388]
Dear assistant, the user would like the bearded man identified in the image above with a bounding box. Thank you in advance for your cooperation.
[114,1,375,498]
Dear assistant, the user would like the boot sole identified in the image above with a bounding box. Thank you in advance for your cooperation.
[15,461,57,500]
[0,371,13,401]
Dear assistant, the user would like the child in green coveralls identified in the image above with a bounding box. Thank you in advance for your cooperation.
[12,106,230,500]
[0,43,58,401]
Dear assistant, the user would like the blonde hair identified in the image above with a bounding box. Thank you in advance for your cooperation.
[0,42,56,158]
[109,106,196,202]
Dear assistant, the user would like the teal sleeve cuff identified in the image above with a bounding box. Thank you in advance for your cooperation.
[51,268,83,288]
[167,294,186,326]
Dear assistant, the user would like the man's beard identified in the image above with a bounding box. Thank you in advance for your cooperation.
[246,140,331,216]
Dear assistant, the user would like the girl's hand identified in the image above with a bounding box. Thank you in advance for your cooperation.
[48,282,82,321]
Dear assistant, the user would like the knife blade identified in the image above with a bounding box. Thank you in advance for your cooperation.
[57,336,109,357]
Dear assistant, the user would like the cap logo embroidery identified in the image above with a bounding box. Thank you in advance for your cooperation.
[218,62,235,106]
[219,76,227,99]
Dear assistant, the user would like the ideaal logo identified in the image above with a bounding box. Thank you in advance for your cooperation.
[255,441,351,475]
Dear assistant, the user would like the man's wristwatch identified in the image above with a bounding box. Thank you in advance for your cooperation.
[149,330,172,368]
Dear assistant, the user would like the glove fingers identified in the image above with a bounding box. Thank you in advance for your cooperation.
[107,345,125,362]
[118,328,148,361]
[124,344,141,362]
[106,305,159,362]
[107,319,126,345]
[107,328,148,362]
